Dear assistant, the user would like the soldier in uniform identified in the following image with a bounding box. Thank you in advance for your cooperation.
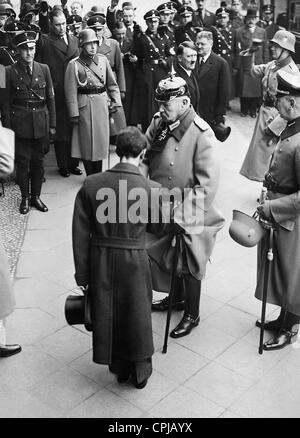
[240,30,298,183]
[0,4,10,30]
[257,4,279,41]
[64,29,122,176]
[2,31,56,214]
[211,7,238,104]
[131,9,171,132]
[141,73,224,338]
[255,69,300,351]
[174,5,200,47]
[193,0,216,30]
[66,14,82,38]
[1,20,26,66]
[157,2,175,53]
[229,0,244,30]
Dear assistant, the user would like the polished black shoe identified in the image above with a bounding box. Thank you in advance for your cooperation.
[69,167,82,176]
[170,314,200,338]
[255,318,283,332]
[19,197,30,215]
[250,112,257,118]
[0,344,22,357]
[263,329,298,351]
[240,112,247,117]
[135,379,148,389]
[30,196,48,212]
[152,296,185,312]
[59,168,70,177]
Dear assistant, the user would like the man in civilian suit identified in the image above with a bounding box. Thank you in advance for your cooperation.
[195,30,229,129]
[36,8,81,177]
[174,41,200,114]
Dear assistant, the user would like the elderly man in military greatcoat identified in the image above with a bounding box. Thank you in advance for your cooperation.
[141,73,224,338]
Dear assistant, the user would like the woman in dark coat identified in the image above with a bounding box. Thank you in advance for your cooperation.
[72,126,167,388]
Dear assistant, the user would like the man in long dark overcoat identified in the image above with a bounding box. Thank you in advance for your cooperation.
[36,7,81,178]
[72,126,169,389]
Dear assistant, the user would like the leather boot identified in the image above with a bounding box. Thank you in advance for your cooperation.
[170,277,201,338]
[263,311,300,351]
[19,197,30,214]
[152,277,185,311]
[256,308,286,332]
[30,196,48,212]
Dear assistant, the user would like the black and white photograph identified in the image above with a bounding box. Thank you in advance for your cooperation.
[0,0,300,422]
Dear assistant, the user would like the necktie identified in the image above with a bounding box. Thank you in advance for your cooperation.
[200,57,205,67]
[26,65,32,77]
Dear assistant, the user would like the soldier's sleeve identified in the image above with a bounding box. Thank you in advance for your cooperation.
[106,7,117,33]
[105,57,122,107]
[64,60,79,118]
[114,43,126,93]
[251,62,267,78]
[1,66,12,129]
[44,64,56,129]
[72,180,93,287]
[262,29,269,64]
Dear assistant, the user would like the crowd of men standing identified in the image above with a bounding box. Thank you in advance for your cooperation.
[0,0,291,216]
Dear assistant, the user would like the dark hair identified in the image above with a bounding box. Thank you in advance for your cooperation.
[116,126,147,158]
[177,41,197,56]
[113,21,126,32]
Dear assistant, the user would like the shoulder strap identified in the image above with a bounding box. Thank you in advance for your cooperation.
[212,26,232,51]
[76,57,105,85]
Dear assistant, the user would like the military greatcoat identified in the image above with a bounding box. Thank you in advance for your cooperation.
[255,117,300,316]
[64,53,121,161]
[240,57,299,181]
[141,106,225,291]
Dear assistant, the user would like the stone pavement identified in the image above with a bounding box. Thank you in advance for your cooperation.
[1,100,300,418]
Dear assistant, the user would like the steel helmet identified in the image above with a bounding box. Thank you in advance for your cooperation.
[78,28,99,47]
[229,210,265,247]
[270,30,296,53]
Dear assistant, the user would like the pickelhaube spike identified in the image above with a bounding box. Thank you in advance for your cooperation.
[169,63,176,81]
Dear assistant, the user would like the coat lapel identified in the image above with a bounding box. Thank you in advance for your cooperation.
[49,34,68,56]
[197,54,213,80]
[66,34,79,62]
[98,39,111,57]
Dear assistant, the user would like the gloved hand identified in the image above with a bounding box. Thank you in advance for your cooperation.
[257,200,272,221]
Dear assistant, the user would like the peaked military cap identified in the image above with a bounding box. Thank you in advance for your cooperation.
[262,4,274,13]
[12,30,36,47]
[168,2,178,11]
[155,71,190,102]
[143,9,160,21]
[215,7,230,16]
[178,5,193,16]
[4,19,26,33]
[87,14,106,28]
[157,3,172,14]
[276,70,300,97]
[67,14,82,25]
[0,4,10,15]
[19,2,38,20]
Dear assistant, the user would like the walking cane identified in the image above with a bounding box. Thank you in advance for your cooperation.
[258,225,274,354]
[162,232,181,354]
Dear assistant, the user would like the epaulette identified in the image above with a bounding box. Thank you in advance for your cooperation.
[194,115,210,131]
[71,56,79,63]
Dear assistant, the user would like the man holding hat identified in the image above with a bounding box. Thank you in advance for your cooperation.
[211,7,238,104]
[255,69,300,351]
[2,30,56,214]
[236,8,268,117]
[131,9,171,131]
[140,72,224,338]
[240,30,298,183]
[64,28,121,176]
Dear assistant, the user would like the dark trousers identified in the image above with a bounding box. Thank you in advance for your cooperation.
[173,275,201,318]
[82,160,103,176]
[15,137,45,198]
[240,97,260,115]
[54,140,79,170]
